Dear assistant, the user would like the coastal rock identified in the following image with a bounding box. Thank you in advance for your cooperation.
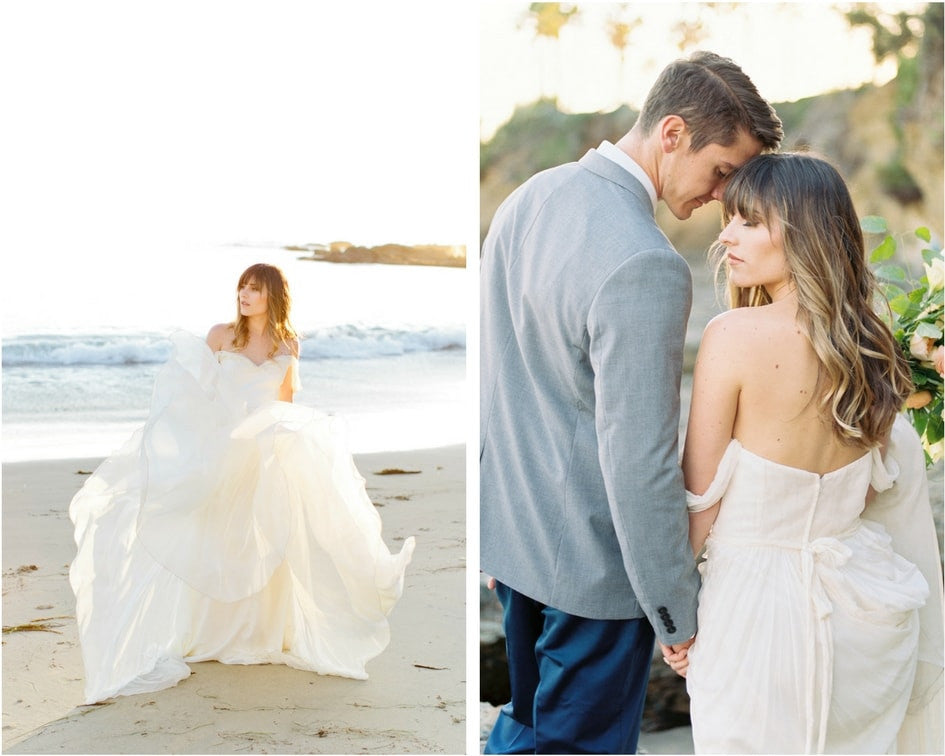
[641,651,692,732]
[287,242,466,268]
[480,579,510,705]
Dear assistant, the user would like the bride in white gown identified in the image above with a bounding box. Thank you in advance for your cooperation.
[70,263,415,704]
[661,154,943,753]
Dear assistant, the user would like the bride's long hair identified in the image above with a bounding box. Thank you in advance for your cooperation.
[711,152,911,447]
[232,263,298,357]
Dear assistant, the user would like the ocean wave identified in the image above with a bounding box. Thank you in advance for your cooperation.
[3,326,465,367]
[301,324,465,359]
[2,334,172,367]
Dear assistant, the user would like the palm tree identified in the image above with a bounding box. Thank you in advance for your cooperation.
[521,3,580,98]
[605,5,641,103]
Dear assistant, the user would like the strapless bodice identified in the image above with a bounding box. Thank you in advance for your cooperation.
[686,440,890,545]
[215,351,298,412]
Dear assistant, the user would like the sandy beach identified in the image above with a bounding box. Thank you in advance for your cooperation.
[2,444,465,754]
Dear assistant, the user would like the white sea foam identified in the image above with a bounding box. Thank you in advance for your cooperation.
[1,245,467,461]
[2,325,465,367]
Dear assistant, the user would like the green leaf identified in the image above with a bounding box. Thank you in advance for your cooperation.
[879,283,907,302]
[922,247,939,266]
[915,227,931,243]
[926,412,944,445]
[912,408,929,437]
[911,366,942,388]
[888,294,914,317]
[914,321,944,340]
[874,263,907,282]
[908,287,927,304]
[860,215,888,234]
[869,235,897,263]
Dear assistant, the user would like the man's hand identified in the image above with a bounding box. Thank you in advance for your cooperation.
[658,636,694,678]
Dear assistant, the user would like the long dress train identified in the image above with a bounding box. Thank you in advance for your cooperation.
[69,331,415,704]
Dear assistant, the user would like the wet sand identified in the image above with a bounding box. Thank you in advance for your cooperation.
[2,445,465,754]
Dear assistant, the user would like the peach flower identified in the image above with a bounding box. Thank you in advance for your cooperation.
[933,345,945,377]
[905,390,933,410]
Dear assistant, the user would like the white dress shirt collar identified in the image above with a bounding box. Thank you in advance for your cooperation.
[596,140,658,214]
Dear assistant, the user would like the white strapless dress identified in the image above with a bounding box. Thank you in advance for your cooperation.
[69,331,415,704]
[686,415,942,754]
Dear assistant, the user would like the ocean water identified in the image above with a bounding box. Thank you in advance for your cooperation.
[2,244,467,461]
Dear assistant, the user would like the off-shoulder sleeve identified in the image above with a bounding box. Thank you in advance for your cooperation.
[869,444,900,493]
[863,414,944,752]
[686,439,742,513]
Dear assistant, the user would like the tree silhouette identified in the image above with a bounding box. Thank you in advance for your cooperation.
[605,4,642,101]
[521,3,580,98]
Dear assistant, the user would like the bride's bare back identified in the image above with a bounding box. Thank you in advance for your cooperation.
[726,299,868,474]
[683,295,869,506]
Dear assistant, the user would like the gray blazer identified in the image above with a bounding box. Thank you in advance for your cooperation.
[480,149,700,643]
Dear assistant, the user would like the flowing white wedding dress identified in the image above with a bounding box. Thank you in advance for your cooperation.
[70,331,415,704]
[686,414,943,754]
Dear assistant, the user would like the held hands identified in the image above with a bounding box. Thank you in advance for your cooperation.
[659,636,694,678]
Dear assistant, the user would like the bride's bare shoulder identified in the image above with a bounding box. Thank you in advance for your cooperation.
[707,305,793,338]
[206,323,235,352]
[698,306,790,367]
[701,308,755,346]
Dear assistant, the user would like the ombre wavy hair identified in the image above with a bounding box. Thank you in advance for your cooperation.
[232,263,298,357]
[711,152,912,447]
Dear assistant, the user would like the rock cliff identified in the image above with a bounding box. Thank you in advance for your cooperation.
[287,242,466,268]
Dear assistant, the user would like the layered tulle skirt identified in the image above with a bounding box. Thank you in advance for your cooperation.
[69,333,415,704]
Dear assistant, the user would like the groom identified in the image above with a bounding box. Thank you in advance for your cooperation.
[480,51,782,754]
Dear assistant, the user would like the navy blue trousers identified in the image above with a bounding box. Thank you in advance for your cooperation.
[484,582,655,754]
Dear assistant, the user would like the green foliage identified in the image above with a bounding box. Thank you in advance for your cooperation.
[865,218,945,465]
[481,99,636,185]
[845,7,922,63]
[526,3,579,40]
[845,6,938,209]
[894,53,920,108]
[768,96,816,138]
[869,233,897,262]
[877,159,923,204]
[861,215,889,235]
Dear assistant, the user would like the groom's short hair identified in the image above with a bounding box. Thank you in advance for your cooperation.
[638,51,782,153]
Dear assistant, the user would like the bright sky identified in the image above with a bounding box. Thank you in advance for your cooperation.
[2,0,478,257]
[1,0,482,339]
[480,2,920,139]
[1,1,927,336]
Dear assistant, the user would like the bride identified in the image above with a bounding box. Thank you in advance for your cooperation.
[662,153,943,753]
[70,263,415,704]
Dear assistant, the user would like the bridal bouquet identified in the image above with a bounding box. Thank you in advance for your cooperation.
[864,216,944,466]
